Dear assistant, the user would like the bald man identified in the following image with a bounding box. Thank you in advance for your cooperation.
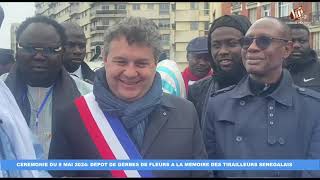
[204,17,320,177]
[61,22,95,84]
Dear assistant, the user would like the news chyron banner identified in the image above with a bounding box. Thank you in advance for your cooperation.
[0,160,320,171]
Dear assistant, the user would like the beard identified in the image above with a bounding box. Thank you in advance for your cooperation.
[285,48,312,66]
[64,60,81,73]
[214,61,247,89]
[17,63,61,87]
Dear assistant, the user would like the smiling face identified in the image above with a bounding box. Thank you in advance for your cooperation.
[16,22,63,87]
[104,36,157,102]
[241,18,292,83]
[210,27,243,73]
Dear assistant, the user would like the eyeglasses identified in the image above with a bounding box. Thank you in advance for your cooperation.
[240,36,289,50]
[17,43,63,56]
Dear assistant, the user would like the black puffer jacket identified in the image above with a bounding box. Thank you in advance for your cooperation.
[286,50,320,92]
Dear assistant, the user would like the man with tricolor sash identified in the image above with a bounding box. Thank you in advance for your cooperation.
[56,16,211,177]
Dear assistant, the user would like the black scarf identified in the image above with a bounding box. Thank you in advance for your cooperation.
[93,68,163,149]
[285,49,318,73]
[214,62,247,89]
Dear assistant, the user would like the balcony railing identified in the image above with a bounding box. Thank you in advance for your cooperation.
[91,9,127,19]
[90,25,109,35]
[93,25,109,31]
[90,41,103,47]
[247,2,257,6]
[96,9,127,15]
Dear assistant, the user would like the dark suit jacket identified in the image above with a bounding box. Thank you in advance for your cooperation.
[54,93,211,177]
[81,62,95,84]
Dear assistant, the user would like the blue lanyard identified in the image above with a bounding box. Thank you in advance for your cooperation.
[35,87,54,127]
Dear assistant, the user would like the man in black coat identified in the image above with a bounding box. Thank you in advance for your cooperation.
[204,16,320,178]
[284,23,320,92]
[188,15,251,128]
[61,22,95,84]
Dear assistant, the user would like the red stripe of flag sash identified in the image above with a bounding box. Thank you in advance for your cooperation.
[75,92,153,178]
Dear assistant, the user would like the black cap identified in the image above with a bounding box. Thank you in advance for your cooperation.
[186,36,209,54]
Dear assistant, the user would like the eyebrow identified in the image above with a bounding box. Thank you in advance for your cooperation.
[112,56,151,62]
[212,38,242,41]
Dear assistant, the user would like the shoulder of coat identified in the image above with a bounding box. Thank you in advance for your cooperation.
[295,86,320,100]
[211,84,236,97]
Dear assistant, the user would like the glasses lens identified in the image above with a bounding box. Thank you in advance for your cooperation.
[241,37,253,49]
[256,36,272,50]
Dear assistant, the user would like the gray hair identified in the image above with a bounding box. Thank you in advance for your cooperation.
[103,16,162,62]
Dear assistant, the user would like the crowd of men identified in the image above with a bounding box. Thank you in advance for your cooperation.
[1,4,320,178]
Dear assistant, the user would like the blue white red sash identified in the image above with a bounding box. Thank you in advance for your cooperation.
[75,92,153,178]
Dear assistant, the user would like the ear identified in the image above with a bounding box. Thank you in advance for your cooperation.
[283,40,293,59]
[103,56,108,63]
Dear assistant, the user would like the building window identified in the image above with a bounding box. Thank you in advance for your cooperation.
[101,19,109,25]
[315,2,320,12]
[161,34,170,46]
[312,32,320,55]
[147,4,154,9]
[204,2,209,15]
[171,4,176,11]
[248,8,257,23]
[261,4,271,17]
[118,4,126,10]
[231,2,241,9]
[232,11,240,15]
[204,2,209,9]
[159,3,169,15]
[133,4,140,10]
[101,5,109,10]
[279,2,293,17]
[313,2,320,22]
[190,22,199,30]
[159,19,170,30]
[190,2,198,10]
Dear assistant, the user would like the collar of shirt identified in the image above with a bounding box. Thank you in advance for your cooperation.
[230,69,294,107]
[70,65,83,80]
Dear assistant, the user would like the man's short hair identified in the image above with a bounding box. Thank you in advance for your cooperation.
[103,16,162,62]
[16,15,66,45]
[287,23,310,36]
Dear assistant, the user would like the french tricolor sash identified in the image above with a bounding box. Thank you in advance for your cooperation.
[75,92,153,178]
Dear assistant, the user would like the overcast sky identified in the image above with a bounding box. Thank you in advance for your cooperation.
[0,2,35,49]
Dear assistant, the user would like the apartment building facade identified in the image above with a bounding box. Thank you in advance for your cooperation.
[222,2,320,56]
[34,2,221,70]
